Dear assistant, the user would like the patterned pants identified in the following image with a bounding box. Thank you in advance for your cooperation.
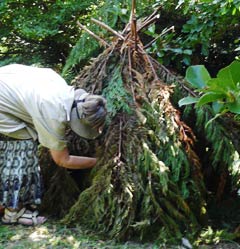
[0,139,42,209]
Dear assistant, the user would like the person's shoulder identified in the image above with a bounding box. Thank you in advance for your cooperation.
[0,63,24,72]
[0,64,44,74]
[0,63,56,73]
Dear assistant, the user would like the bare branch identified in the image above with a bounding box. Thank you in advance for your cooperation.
[76,21,110,47]
[141,5,161,26]
[130,0,137,50]
[144,26,174,49]
[91,18,124,40]
[138,15,160,32]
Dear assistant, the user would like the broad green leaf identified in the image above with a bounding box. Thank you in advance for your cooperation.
[217,60,240,90]
[206,78,230,92]
[197,92,225,107]
[185,65,211,89]
[178,96,199,107]
[227,100,240,114]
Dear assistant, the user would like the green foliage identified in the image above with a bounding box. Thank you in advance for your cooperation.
[102,66,133,118]
[179,60,240,115]
[0,0,93,66]
[185,65,211,89]
[61,0,176,72]
[142,98,193,197]
[146,0,240,73]
[62,30,207,241]
[181,102,240,192]
[62,0,162,75]
[178,61,240,188]
[0,0,238,244]
[64,105,201,241]
[178,96,199,107]
[0,226,15,244]
[194,226,237,246]
[1,0,239,77]
[62,0,125,75]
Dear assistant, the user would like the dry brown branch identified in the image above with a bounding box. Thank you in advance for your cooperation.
[91,18,124,40]
[130,0,138,50]
[77,21,110,47]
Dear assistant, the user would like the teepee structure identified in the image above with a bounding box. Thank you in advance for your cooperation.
[56,0,208,241]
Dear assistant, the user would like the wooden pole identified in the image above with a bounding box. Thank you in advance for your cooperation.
[76,21,110,47]
[130,0,138,50]
[91,18,124,40]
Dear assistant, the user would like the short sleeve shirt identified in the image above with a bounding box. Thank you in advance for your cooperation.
[0,64,75,150]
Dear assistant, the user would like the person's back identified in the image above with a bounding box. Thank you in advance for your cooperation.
[0,64,74,121]
[0,64,75,148]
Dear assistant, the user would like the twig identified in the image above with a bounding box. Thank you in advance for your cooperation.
[121,22,131,35]
[138,15,160,32]
[91,18,124,40]
[151,56,198,97]
[76,21,110,47]
[141,5,161,26]
[144,26,174,49]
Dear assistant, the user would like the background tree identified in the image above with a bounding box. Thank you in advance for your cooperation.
[0,0,94,67]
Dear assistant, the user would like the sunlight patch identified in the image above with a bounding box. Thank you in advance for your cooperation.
[29,227,50,241]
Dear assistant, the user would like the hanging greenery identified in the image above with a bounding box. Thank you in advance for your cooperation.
[61,1,208,243]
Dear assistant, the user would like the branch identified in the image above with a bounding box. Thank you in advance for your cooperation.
[121,22,131,35]
[141,5,161,27]
[130,0,137,50]
[138,15,160,32]
[136,5,161,32]
[144,26,174,49]
[150,57,198,97]
[91,18,124,40]
[76,21,110,47]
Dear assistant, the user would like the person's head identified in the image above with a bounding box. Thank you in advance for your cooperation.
[70,89,107,139]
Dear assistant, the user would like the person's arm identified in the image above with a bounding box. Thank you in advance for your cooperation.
[50,147,97,169]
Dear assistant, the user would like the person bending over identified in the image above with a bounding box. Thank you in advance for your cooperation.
[0,64,107,226]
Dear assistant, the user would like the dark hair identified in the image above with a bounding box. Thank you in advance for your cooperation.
[81,95,107,129]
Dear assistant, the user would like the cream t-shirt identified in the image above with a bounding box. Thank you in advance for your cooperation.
[0,64,75,150]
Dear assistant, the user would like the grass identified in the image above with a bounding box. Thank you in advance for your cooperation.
[1,196,240,249]
[0,220,239,249]
[0,220,161,249]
